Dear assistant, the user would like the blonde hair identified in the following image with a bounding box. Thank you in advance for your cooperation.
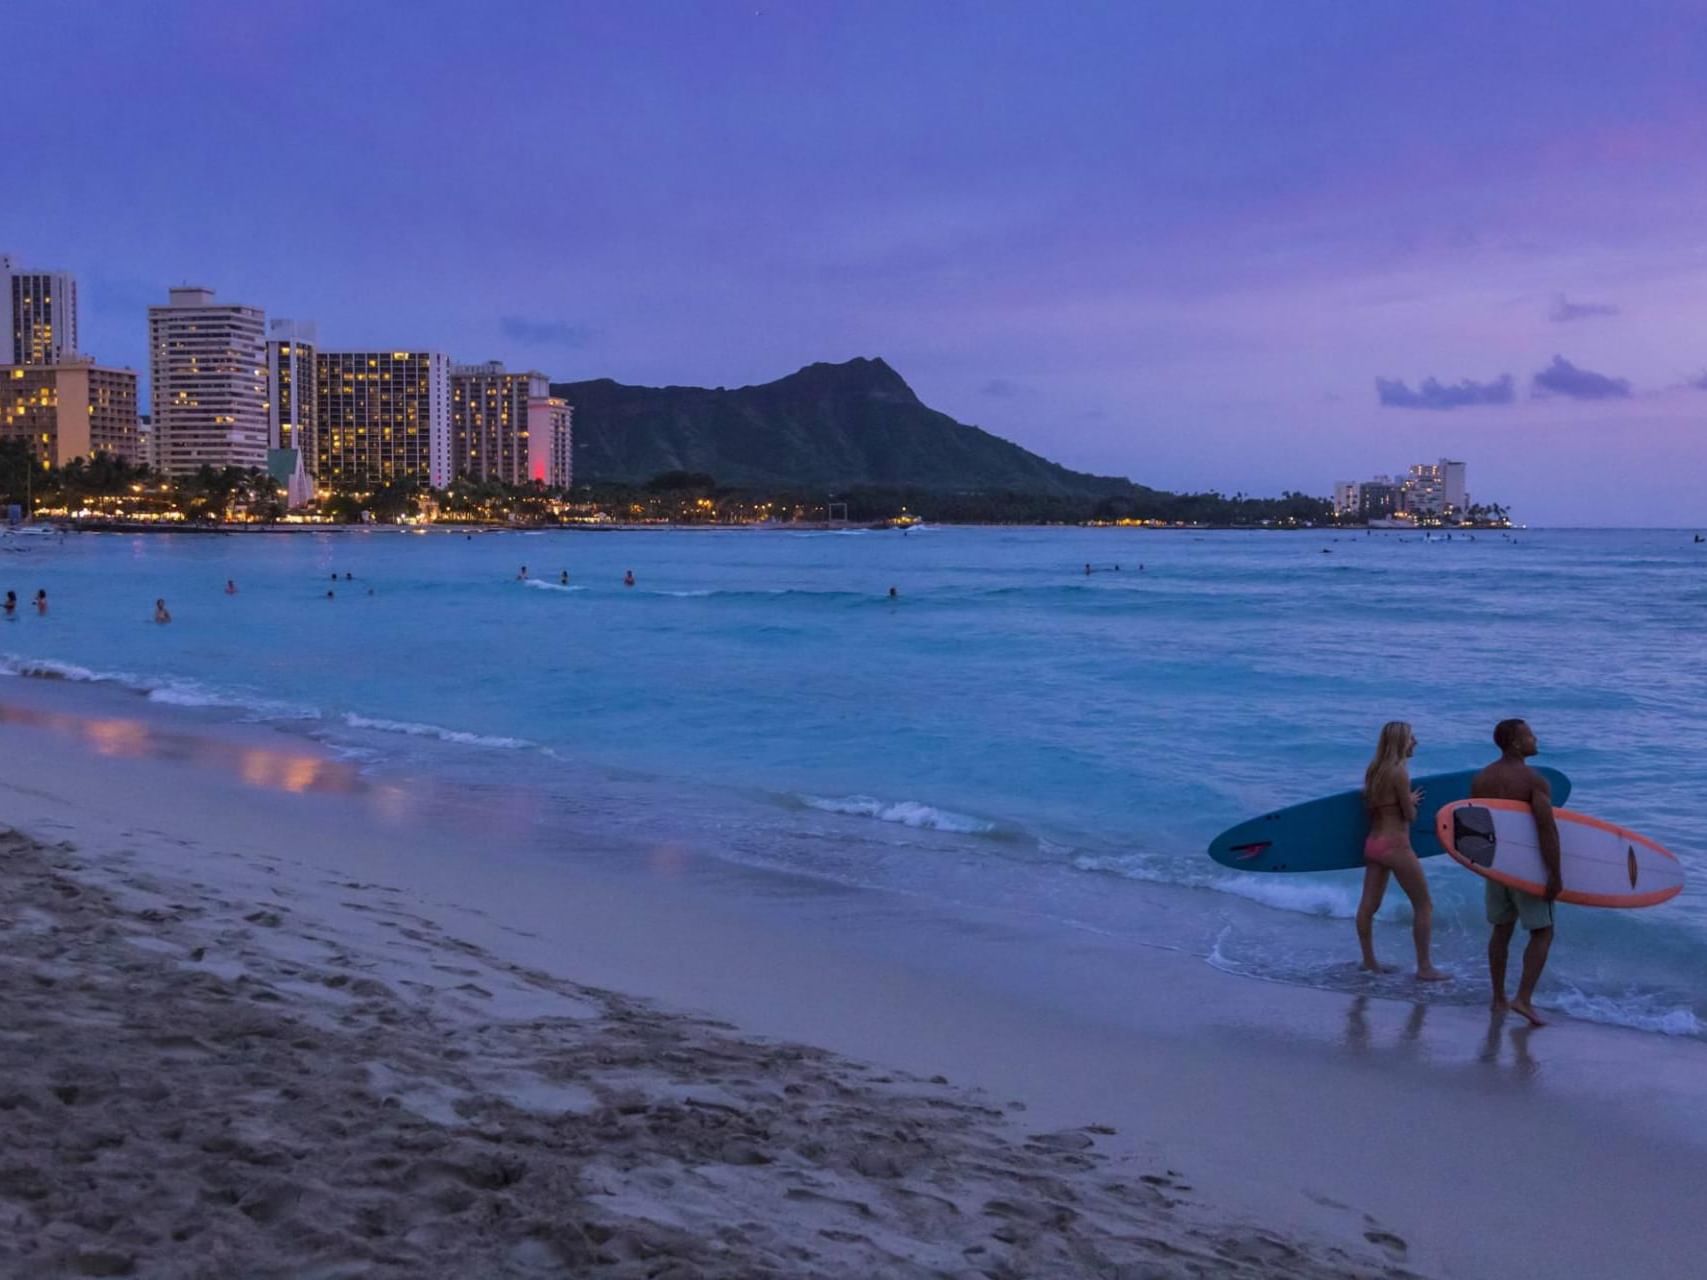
[1363,720,1414,809]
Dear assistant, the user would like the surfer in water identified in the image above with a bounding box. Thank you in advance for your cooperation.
[1356,721,1448,981]
[1471,719,1561,1027]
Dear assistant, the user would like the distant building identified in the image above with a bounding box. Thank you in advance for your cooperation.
[267,447,314,509]
[1337,459,1470,521]
[148,286,269,475]
[267,319,318,459]
[530,394,573,488]
[1439,458,1467,512]
[1,254,78,366]
[137,413,155,470]
[314,350,451,488]
[1359,476,1403,519]
[450,362,541,486]
[1,359,140,466]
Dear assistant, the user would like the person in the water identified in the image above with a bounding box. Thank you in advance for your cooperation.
[2,590,15,617]
[560,570,569,585]
[33,589,47,615]
[225,579,238,595]
[154,598,171,623]
[624,570,635,587]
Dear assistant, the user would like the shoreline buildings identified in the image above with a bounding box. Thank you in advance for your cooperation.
[314,350,452,489]
[2,254,140,467]
[450,362,573,488]
[9,247,579,498]
[1334,458,1467,521]
[148,287,269,475]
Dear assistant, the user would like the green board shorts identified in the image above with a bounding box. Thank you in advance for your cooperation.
[1486,880,1554,932]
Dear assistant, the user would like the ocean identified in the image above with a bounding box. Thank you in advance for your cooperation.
[3,524,1703,1038]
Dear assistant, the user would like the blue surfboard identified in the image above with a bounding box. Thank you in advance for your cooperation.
[1207,768,1572,873]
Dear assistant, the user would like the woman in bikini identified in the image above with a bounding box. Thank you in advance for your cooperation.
[1356,721,1447,981]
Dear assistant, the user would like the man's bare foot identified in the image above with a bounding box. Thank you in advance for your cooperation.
[1359,960,1395,974]
[1415,967,1450,982]
[1509,998,1547,1027]
[1490,996,1509,1014]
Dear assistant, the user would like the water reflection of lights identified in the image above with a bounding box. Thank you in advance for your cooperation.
[0,701,362,796]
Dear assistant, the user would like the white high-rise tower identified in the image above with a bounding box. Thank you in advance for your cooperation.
[148,286,269,475]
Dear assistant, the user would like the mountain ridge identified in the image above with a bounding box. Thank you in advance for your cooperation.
[551,357,1142,498]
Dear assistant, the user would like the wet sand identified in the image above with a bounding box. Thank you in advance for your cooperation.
[1,691,1704,1277]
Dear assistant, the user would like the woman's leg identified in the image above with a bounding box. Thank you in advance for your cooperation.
[1389,853,1448,980]
[1355,863,1391,971]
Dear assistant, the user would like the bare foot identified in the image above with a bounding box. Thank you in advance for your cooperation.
[1490,996,1509,1015]
[1359,960,1396,974]
[1415,967,1450,982]
[1509,999,1547,1028]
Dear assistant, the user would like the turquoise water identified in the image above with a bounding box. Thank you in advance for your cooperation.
[3,524,1704,1036]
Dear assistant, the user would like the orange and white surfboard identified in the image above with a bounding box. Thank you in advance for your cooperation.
[1436,800,1684,909]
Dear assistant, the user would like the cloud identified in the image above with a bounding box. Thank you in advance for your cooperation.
[499,316,595,348]
[1530,355,1631,400]
[1549,294,1620,322]
[1375,373,1515,410]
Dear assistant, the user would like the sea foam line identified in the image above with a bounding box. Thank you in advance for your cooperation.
[797,793,998,835]
[0,653,320,721]
[340,713,533,750]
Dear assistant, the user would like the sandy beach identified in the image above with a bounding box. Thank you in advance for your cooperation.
[2,686,1705,1277]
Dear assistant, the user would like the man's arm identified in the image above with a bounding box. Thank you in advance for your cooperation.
[1529,771,1564,901]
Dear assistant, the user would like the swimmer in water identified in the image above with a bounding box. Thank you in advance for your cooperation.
[560,571,569,586]
[888,586,898,598]
[3,590,15,617]
[225,579,238,595]
[33,589,47,615]
[326,589,335,599]
[519,565,528,580]
[624,570,635,588]
[154,598,171,623]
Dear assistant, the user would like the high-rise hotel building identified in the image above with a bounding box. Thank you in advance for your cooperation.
[1,360,139,466]
[450,362,573,488]
[267,318,317,456]
[314,350,452,488]
[2,256,138,466]
[148,287,269,474]
[531,393,573,489]
[2,253,78,366]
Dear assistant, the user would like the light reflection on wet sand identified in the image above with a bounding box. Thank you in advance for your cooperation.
[0,699,363,796]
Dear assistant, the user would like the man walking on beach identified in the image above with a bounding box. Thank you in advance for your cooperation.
[1471,719,1562,1027]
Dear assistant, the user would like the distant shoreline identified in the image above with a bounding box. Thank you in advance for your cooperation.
[13,518,1522,536]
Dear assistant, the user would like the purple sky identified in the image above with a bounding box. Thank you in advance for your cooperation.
[6,0,1707,523]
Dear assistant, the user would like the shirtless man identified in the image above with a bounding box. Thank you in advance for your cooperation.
[1471,719,1562,1027]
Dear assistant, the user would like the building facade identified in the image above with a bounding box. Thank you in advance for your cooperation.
[450,362,539,485]
[1,360,140,466]
[1,254,79,367]
[529,394,573,488]
[314,350,451,488]
[148,287,269,475]
[267,319,317,457]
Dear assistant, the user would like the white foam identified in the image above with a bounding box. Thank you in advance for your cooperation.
[799,793,997,835]
[0,653,319,721]
[524,579,587,592]
[1550,988,1704,1037]
[341,713,532,750]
